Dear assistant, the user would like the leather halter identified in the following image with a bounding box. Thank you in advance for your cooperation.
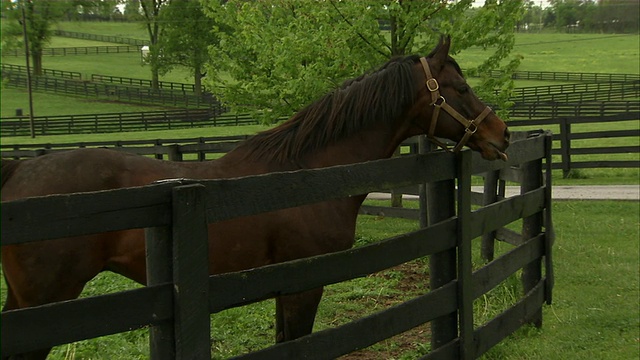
[419,57,493,153]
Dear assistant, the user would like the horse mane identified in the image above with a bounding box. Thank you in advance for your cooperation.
[1,158,21,188]
[236,54,423,164]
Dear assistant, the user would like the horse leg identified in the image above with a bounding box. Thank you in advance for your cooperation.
[275,287,324,342]
[2,242,104,360]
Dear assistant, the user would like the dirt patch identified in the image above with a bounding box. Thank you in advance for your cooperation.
[338,260,434,359]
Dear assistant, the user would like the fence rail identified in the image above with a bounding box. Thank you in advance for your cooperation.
[507,100,639,119]
[54,30,149,46]
[0,71,224,111]
[2,45,140,57]
[91,74,196,92]
[0,112,256,138]
[476,69,640,83]
[506,81,639,104]
[0,64,82,79]
[3,107,635,177]
[0,133,553,359]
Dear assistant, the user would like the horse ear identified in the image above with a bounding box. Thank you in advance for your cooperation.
[430,35,451,71]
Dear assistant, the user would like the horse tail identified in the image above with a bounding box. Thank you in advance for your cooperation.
[1,158,21,189]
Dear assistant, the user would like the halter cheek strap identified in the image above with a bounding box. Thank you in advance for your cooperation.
[419,57,492,153]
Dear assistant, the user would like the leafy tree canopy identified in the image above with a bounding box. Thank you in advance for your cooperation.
[203,0,524,122]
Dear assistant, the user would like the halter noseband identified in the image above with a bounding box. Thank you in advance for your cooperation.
[419,57,493,153]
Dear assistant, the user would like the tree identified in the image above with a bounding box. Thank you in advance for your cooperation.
[2,0,66,76]
[137,0,168,89]
[157,0,223,96]
[203,0,525,123]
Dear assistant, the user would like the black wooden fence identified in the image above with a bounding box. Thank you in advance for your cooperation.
[0,63,82,79]
[2,45,140,57]
[506,81,639,104]
[1,71,224,110]
[0,135,250,160]
[476,69,640,83]
[2,107,636,178]
[0,132,553,359]
[91,74,197,92]
[0,111,253,137]
[53,30,150,46]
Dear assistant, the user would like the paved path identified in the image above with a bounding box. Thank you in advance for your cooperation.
[368,185,640,201]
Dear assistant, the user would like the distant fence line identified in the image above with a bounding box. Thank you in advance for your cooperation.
[90,74,197,92]
[507,100,639,119]
[2,45,140,57]
[1,101,635,137]
[3,63,638,108]
[507,81,639,104]
[0,112,259,138]
[1,71,224,111]
[54,30,150,46]
[2,109,638,178]
[475,69,640,83]
[0,64,82,80]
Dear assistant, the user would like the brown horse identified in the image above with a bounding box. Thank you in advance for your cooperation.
[1,37,510,359]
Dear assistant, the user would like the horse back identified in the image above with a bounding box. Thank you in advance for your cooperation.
[1,158,22,189]
[0,148,192,202]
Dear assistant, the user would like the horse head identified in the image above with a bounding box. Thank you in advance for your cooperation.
[410,36,510,161]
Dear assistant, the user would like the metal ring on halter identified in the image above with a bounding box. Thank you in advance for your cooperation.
[432,95,445,107]
[465,121,478,135]
[426,78,439,92]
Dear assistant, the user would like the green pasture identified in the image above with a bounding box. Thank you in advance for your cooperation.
[54,20,149,41]
[0,87,169,117]
[457,33,640,74]
[1,200,634,359]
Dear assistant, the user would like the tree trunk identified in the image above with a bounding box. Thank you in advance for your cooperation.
[194,65,203,97]
[31,50,43,76]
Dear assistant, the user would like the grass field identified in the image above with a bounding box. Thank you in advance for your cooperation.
[1,23,639,359]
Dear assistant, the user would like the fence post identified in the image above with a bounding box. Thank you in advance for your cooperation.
[390,146,403,208]
[167,144,183,162]
[559,118,572,178]
[520,158,543,328]
[480,170,500,262]
[171,183,211,359]
[146,225,176,359]
[456,150,474,359]
[428,145,458,351]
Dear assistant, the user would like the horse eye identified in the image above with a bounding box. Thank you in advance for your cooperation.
[457,85,469,94]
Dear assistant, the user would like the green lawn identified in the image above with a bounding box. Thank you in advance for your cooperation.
[55,21,149,40]
[457,33,640,74]
[0,87,171,118]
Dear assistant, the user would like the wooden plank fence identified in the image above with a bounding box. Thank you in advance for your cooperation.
[53,30,149,46]
[505,81,639,104]
[0,132,554,359]
[0,64,82,79]
[475,69,640,83]
[91,74,197,92]
[0,111,251,138]
[2,45,140,57]
[0,72,224,111]
[2,108,637,178]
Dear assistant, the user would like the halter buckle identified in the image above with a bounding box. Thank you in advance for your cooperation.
[426,78,439,92]
[432,95,445,107]
[465,121,478,135]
